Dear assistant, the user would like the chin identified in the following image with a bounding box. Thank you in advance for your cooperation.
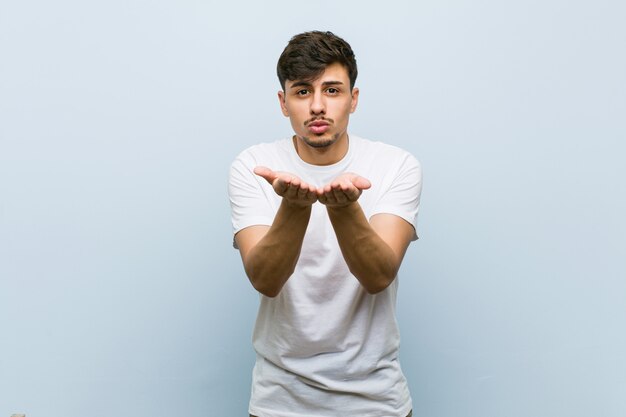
[301,133,340,149]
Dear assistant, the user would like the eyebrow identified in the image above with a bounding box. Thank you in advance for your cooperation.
[289,80,345,89]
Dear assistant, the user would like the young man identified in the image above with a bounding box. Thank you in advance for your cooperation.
[229,31,422,417]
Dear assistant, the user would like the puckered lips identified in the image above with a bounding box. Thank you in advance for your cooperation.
[306,118,331,135]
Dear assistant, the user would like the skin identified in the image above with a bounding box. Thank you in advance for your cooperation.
[278,62,358,166]
[235,63,415,296]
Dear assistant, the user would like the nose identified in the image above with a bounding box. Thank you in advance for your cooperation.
[310,91,326,115]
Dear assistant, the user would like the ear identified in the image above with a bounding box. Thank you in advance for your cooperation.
[350,87,359,113]
[278,90,289,117]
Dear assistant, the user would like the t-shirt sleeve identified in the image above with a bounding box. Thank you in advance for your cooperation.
[228,154,275,248]
[370,153,422,240]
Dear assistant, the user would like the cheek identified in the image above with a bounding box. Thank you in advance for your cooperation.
[288,113,306,129]
[336,102,353,120]
[341,98,354,111]
[286,102,307,118]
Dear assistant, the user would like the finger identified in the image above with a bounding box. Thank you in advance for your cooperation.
[322,189,337,205]
[297,185,309,198]
[273,177,289,195]
[332,187,348,204]
[274,173,299,194]
[350,175,371,190]
[338,181,353,193]
[315,187,325,202]
[316,184,329,197]
[307,189,319,202]
[284,181,300,199]
[337,181,358,197]
[344,187,361,201]
[302,189,318,204]
[310,184,321,200]
[321,187,335,204]
[253,166,276,184]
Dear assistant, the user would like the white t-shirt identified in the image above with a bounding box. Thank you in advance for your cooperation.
[229,135,422,417]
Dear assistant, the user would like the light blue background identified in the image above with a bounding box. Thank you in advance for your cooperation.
[1,0,625,416]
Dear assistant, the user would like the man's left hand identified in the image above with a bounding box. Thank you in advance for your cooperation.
[317,173,371,208]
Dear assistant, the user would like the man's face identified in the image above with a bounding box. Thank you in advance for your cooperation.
[278,62,359,150]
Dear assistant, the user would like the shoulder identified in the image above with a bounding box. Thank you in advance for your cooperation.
[233,138,292,165]
[230,138,294,179]
[350,135,421,169]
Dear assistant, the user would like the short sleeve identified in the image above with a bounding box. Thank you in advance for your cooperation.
[228,155,276,248]
[370,153,422,240]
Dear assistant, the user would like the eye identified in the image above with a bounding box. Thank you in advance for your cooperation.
[326,87,339,95]
[297,89,309,96]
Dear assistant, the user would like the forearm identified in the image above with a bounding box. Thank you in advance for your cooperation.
[244,199,311,297]
[326,203,399,294]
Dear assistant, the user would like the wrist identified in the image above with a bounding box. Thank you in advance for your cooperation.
[282,198,314,211]
[326,201,359,214]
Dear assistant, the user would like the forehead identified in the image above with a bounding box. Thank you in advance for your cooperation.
[285,62,350,89]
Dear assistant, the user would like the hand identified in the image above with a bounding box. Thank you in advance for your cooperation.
[254,166,318,207]
[317,173,371,208]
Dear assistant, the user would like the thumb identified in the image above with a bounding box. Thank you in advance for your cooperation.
[351,175,371,190]
[253,166,276,185]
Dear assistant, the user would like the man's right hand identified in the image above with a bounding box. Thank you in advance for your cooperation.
[240,166,316,297]
[254,166,318,207]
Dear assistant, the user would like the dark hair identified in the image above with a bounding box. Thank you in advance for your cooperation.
[277,31,358,91]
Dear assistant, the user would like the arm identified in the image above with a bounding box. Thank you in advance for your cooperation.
[235,166,317,297]
[318,174,415,294]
